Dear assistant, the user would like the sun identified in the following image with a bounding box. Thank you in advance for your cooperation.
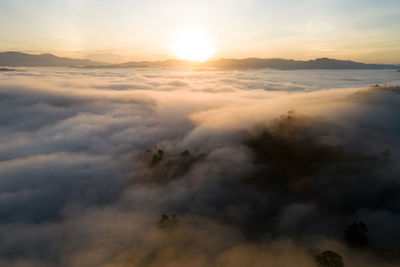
[174,29,215,62]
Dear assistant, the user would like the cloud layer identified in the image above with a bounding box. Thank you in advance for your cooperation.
[0,68,400,266]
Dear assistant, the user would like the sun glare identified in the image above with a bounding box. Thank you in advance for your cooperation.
[174,29,215,62]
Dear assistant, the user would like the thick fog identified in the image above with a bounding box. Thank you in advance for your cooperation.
[1,68,400,266]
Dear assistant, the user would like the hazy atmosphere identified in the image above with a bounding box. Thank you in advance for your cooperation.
[1,0,400,63]
[1,1,400,267]
[1,68,400,266]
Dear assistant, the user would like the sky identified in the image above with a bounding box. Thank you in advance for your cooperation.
[0,0,399,63]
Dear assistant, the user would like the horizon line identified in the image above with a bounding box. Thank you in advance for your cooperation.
[1,50,400,66]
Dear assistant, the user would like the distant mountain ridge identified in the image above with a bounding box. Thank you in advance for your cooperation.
[206,57,400,70]
[0,51,103,67]
[1,51,399,70]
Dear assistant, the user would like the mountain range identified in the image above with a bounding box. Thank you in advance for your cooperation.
[1,51,399,70]
[0,51,99,67]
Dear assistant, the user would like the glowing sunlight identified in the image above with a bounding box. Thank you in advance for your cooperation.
[173,28,215,62]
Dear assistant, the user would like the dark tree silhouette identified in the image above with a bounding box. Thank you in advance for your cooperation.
[315,250,344,267]
[158,214,179,229]
[158,214,169,228]
[181,150,191,157]
[345,221,369,248]
[151,149,164,167]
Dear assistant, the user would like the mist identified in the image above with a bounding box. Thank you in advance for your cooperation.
[1,67,400,266]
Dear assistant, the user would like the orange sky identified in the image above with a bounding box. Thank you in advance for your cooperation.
[1,0,399,63]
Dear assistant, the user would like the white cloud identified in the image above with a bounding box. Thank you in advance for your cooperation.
[0,68,399,266]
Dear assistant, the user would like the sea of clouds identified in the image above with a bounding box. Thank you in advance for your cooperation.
[0,67,400,266]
